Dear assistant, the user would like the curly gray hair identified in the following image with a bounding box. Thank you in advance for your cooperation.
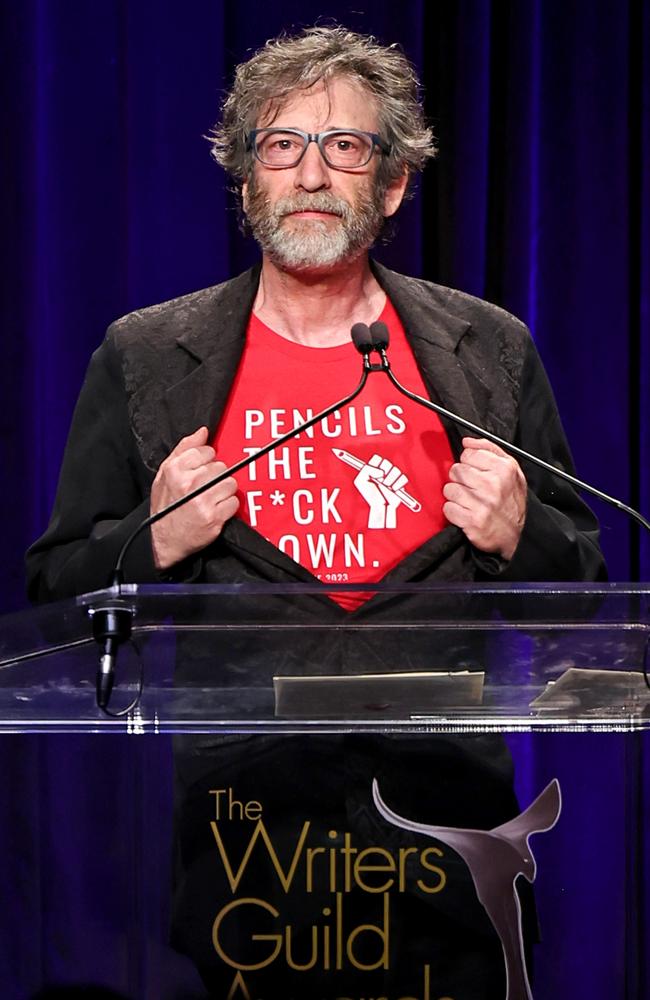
[208,26,436,192]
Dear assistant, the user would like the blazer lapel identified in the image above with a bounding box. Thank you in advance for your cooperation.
[366,263,499,591]
[373,263,496,455]
[162,266,261,453]
[160,264,314,581]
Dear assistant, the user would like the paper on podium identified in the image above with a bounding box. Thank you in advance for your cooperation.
[274,670,485,718]
[530,667,650,714]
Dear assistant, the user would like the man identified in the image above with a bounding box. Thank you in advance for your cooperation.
[27,26,605,999]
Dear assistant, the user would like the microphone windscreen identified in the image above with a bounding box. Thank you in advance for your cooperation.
[350,323,373,354]
[370,321,390,350]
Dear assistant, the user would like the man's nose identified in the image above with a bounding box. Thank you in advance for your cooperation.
[293,140,331,191]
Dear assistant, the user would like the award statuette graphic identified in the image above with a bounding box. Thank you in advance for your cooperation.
[372,778,562,1000]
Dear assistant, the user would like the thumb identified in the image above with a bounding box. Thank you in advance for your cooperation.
[172,426,209,454]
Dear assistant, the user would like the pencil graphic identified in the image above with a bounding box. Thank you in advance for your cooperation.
[332,448,422,512]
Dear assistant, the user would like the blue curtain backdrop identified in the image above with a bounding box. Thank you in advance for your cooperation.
[0,1,648,997]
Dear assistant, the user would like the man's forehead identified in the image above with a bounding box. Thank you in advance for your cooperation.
[256,76,378,129]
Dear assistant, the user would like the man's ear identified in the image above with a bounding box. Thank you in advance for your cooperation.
[383,169,409,219]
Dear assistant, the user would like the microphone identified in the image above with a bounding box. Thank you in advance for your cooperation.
[94,332,378,711]
[91,602,133,709]
[350,322,374,355]
[369,320,389,352]
[363,321,650,537]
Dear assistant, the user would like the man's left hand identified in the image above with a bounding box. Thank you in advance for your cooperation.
[442,437,527,561]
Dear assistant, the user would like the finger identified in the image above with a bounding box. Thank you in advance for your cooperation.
[195,485,240,521]
[442,481,474,511]
[190,466,238,498]
[461,436,509,458]
[459,447,508,473]
[447,462,486,489]
[442,499,473,528]
[170,426,209,456]
[214,493,240,524]
[170,445,217,472]
[449,463,502,500]
[369,454,383,469]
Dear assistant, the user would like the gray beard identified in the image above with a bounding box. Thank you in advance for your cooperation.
[245,184,385,271]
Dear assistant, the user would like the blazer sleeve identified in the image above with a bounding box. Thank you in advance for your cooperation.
[25,335,162,602]
[474,333,607,582]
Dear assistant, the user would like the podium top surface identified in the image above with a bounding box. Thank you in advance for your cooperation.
[1,582,648,734]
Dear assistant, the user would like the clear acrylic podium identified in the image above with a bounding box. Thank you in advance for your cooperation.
[0,582,648,998]
[1,582,649,734]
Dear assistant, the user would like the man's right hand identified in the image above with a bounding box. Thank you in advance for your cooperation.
[150,426,239,571]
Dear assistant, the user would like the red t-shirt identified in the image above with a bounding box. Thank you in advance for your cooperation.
[213,298,454,608]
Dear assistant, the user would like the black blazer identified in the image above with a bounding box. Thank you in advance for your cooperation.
[26,261,605,603]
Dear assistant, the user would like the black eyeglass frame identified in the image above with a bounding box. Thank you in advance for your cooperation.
[245,128,392,169]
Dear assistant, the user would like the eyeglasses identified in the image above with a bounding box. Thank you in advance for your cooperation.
[246,128,391,170]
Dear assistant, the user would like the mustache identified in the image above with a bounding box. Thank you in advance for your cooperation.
[273,192,349,219]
